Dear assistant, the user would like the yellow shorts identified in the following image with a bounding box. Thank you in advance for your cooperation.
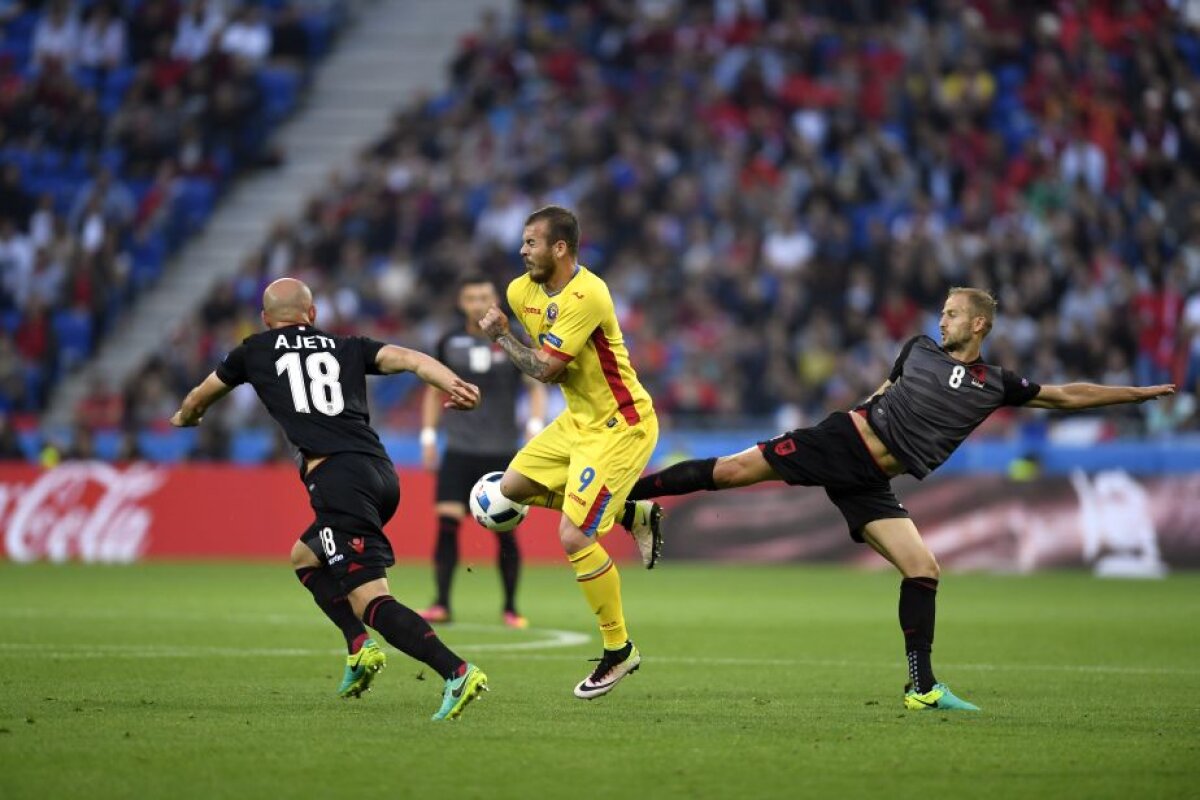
[509,412,658,537]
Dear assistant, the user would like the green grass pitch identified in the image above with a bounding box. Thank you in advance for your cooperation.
[2,561,1198,799]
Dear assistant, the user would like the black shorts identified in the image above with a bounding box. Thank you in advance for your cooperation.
[759,412,909,542]
[299,453,400,591]
[436,449,515,506]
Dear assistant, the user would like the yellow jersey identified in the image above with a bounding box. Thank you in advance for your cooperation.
[508,265,654,431]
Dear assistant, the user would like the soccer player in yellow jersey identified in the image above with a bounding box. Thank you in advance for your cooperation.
[479,205,663,699]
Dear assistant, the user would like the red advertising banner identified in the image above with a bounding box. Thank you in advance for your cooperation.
[0,463,636,564]
[657,472,1200,573]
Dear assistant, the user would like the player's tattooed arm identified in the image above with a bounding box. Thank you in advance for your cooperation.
[479,305,567,384]
[494,333,567,383]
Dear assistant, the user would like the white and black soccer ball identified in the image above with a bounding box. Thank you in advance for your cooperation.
[469,471,529,532]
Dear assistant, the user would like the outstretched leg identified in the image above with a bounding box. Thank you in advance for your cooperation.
[627,446,781,501]
[862,518,978,711]
[618,447,782,567]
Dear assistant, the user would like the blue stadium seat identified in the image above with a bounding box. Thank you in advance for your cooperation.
[130,234,168,289]
[16,430,40,461]
[52,309,94,369]
[176,177,217,233]
[93,429,122,461]
[258,67,301,124]
[229,428,275,464]
[1,309,20,334]
[303,11,336,59]
[137,428,197,463]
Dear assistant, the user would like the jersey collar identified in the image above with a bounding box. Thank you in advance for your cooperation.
[542,264,582,298]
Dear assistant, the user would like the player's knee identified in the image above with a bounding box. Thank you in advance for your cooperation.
[903,553,940,580]
[557,517,591,554]
[499,471,537,503]
[290,539,318,569]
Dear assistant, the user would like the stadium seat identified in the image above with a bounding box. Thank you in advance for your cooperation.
[258,67,301,125]
[51,309,94,370]
[229,428,275,464]
[176,178,218,234]
[137,428,197,463]
[130,234,168,290]
[1,310,21,334]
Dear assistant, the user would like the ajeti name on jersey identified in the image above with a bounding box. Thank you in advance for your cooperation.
[215,323,390,463]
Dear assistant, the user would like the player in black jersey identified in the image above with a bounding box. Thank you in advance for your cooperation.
[417,275,547,628]
[626,287,1175,711]
[169,277,490,721]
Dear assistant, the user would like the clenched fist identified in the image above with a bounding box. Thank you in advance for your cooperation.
[479,305,510,341]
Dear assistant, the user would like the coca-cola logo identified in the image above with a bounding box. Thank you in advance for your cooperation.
[0,463,166,563]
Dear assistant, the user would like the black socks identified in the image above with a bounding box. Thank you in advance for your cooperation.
[295,566,367,653]
[433,515,459,609]
[363,594,464,680]
[899,577,939,693]
[627,457,718,501]
[496,531,520,613]
[433,515,521,615]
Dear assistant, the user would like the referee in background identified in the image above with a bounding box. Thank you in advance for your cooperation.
[419,275,547,628]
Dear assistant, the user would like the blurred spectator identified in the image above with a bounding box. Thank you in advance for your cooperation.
[219,5,271,65]
[190,419,229,460]
[32,0,80,72]
[63,423,97,460]
[270,4,311,70]
[78,1,128,76]
[0,218,34,310]
[124,1,1200,443]
[77,374,125,430]
[0,412,24,459]
[0,164,35,230]
[114,429,146,462]
[172,0,224,63]
[0,334,28,408]
[0,0,343,418]
[129,0,181,64]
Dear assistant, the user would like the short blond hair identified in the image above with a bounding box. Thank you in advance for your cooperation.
[948,287,997,334]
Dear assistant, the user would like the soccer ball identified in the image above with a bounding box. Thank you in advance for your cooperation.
[469,472,529,532]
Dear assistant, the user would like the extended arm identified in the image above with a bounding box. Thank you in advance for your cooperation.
[170,372,235,427]
[375,345,480,410]
[1026,382,1175,411]
[478,306,567,384]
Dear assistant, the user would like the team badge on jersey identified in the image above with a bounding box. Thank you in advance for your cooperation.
[546,302,558,322]
[969,365,987,389]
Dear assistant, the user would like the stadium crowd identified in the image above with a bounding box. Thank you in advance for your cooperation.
[11,0,1200,461]
[0,0,341,432]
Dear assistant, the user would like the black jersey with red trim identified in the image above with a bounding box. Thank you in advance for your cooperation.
[858,335,1040,478]
[215,324,389,461]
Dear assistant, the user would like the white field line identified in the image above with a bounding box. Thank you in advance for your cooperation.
[0,639,1196,676]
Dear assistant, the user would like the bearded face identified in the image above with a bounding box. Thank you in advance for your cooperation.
[939,295,981,354]
[520,222,557,284]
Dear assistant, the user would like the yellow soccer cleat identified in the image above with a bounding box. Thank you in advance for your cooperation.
[903,682,980,711]
[338,639,386,698]
[431,663,489,721]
